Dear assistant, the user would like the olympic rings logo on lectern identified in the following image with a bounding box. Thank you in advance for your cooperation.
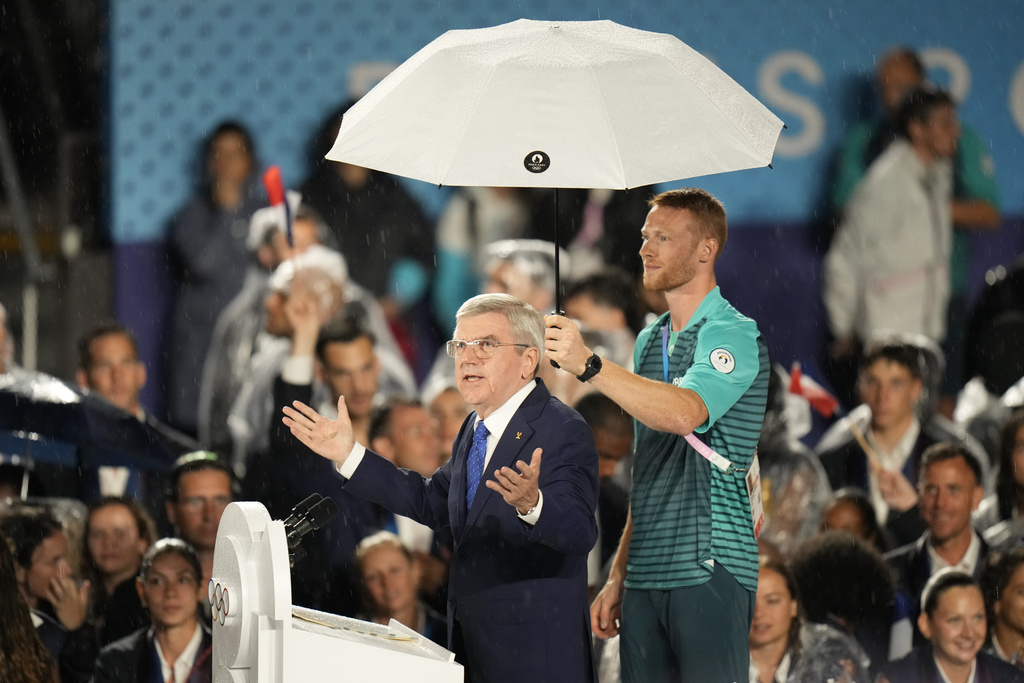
[208,579,231,626]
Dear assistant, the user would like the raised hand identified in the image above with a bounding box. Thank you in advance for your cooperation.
[284,281,323,354]
[872,463,918,513]
[282,397,355,465]
[48,574,90,631]
[486,447,542,515]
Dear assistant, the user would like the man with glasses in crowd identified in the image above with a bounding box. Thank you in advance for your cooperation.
[281,293,600,683]
[164,452,236,591]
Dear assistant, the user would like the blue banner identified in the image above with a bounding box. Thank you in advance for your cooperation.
[110,0,1024,242]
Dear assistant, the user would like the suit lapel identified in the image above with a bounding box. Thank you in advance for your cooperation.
[449,413,476,538]
[462,381,548,532]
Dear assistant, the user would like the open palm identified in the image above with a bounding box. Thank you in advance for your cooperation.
[281,397,354,464]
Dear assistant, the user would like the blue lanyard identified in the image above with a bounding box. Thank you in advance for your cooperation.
[661,321,671,383]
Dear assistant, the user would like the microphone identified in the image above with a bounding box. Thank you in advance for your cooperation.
[282,493,323,530]
[286,498,339,549]
[289,545,307,567]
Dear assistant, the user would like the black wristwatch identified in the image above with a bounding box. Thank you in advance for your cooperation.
[576,353,603,382]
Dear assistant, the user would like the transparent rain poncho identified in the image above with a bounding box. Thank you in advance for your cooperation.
[785,622,873,683]
[757,364,832,556]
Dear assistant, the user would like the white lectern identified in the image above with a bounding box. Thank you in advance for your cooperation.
[209,501,463,683]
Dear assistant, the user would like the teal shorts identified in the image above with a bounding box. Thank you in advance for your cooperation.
[620,564,754,683]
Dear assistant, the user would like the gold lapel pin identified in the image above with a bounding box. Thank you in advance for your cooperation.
[516,432,522,439]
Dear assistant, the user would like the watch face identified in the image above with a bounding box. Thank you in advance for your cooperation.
[578,354,601,382]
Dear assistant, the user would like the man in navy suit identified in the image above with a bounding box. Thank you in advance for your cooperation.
[283,293,599,683]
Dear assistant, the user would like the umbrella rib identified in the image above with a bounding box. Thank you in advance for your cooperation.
[663,42,784,168]
[553,29,629,189]
[585,62,628,189]
[438,61,501,187]
[667,56,778,166]
[561,26,782,178]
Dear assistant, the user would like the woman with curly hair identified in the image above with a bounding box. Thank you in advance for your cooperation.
[749,555,872,683]
[820,487,891,553]
[789,531,896,680]
[2,505,92,682]
[0,531,55,683]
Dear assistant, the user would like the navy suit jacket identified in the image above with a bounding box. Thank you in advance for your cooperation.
[886,532,990,651]
[343,379,599,683]
[91,624,212,683]
[819,426,940,546]
[883,645,1024,683]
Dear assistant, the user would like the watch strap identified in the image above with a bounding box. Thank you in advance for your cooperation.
[576,353,602,382]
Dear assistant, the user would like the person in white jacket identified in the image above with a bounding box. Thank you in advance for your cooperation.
[824,86,960,358]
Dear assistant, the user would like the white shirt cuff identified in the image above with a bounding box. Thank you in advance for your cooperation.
[336,443,366,479]
[516,490,544,525]
[282,355,315,385]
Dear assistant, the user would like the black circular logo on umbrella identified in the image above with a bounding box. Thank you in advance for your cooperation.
[524,151,550,174]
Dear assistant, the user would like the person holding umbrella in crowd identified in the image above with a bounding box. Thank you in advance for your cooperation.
[546,188,769,682]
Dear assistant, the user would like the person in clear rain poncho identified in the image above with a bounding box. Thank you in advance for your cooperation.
[749,555,872,683]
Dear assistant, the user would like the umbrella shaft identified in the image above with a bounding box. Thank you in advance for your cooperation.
[553,188,561,312]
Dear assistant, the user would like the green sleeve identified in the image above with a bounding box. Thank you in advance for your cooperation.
[830,122,878,211]
[679,317,760,431]
[955,124,1001,208]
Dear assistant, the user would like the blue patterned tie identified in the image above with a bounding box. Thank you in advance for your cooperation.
[465,420,489,510]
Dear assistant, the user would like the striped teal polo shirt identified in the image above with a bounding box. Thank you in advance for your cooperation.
[625,287,769,593]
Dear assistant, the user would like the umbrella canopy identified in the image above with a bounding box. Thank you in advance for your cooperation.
[327,19,783,190]
[0,371,179,472]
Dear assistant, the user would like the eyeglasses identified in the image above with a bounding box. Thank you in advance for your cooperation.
[446,339,529,359]
[179,495,232,513]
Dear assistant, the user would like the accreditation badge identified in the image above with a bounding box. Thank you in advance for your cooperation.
[745,452,764,539]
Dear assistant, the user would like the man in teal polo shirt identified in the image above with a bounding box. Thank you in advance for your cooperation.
[547,187,769,682]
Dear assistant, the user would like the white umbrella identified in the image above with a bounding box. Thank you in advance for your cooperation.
[327,18,783,190]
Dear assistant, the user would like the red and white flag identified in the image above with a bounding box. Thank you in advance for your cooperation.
[788,361,840,418]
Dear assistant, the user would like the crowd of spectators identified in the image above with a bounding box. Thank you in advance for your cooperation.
[0,42,1022,683]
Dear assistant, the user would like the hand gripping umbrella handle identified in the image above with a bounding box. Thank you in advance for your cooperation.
[548,309,565,368]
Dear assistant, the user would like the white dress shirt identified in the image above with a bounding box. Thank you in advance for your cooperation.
[153,623,203,683]
[867,417,920,523]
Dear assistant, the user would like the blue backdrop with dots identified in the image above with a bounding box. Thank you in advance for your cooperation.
[110,0,1024,244]
[110,0,1024,418]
